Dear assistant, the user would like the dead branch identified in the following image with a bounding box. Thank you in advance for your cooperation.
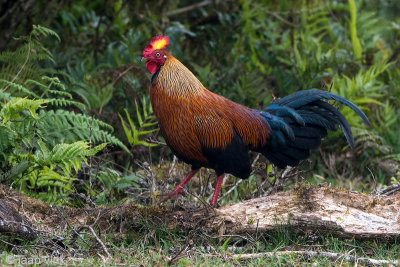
[219,178,242,201]
[379,182,400,196]
[78,225,111,259]
[210,250,399,265]
[167,0,212,17]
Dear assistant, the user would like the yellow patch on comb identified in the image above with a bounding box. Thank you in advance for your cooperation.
[149,35,170,50]
[153,39,167,49]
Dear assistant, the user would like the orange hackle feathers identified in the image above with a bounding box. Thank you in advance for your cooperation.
[142,35,170,57]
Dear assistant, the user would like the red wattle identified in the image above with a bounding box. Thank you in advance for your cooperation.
[146,61,159,74]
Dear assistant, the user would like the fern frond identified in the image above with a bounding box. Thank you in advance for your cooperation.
[48,99,86,110]
[41,109,114,131]
[42,76,66,90]
[32,25,61,42]
[91,129,129,152]
[0,79,39,98]
[1,97,49,122]
[47,90,73,98]
[37,109,128,152]
[0,91,11,102]
[119,99,159,148]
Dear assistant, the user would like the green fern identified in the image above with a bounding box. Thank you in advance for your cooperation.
[38,109,128,151]
[19,141,107,205]
[119,96,158,148]
[0,25,128,151]
[304,9,336,42]
[1,97,49,122]
[0,97,108,204]
[0,26,130,204]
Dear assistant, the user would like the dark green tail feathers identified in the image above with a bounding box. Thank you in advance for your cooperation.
[258,89,370,169]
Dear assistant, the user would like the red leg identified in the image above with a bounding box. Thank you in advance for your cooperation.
[211,174,225,206]
[164,169,199,199]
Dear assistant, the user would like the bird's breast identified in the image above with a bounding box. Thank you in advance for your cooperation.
[150,85,208,164]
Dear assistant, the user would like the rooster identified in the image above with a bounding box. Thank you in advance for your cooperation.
[141,35,370,206]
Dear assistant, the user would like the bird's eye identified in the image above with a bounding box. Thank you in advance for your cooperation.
[155,52,160,57]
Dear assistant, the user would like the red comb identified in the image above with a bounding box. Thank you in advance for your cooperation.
[142,35,170,57]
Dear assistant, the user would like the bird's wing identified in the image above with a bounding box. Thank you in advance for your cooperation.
[191,92,272,178]
[193,106,253,178]
[193,105,235,149]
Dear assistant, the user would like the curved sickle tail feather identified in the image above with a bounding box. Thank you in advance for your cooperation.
[256,90,370,169]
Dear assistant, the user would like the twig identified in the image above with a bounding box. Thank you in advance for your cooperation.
[168,241,190,264]
[262,9,296,28]
[78,225,111,259]
[199,168,203,195]
[0,225,68,255]
[219,178,242,201]
[202,233,254,244]
[55,206,91,248]
[251,154,261,169]
[378,182,400,196]
[134,159,156,204]
[147,146,156,205]
[281,166,293,179]
[259,166,293,197]
[168,156,178,179]
[182,186,211,208]
[367,167,377,194]
[210,250,398,265]
[207,174,214,202]
[339,248,355,265]
[167,0,212,17]
[145,137,167,146]
[111,64,136,88]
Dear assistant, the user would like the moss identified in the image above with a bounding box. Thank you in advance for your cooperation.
[247,217,255,225]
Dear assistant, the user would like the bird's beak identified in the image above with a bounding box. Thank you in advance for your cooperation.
[140,57,146,62]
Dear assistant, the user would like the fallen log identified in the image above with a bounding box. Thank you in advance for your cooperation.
[203,186,400,240]
[0,200,38,241]
[0,185,399,241]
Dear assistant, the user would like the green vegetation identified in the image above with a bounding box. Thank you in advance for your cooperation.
[0,0,399,265]
[1,224,399,265]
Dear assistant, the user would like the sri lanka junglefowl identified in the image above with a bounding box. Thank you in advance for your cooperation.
[141,35,370,206]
